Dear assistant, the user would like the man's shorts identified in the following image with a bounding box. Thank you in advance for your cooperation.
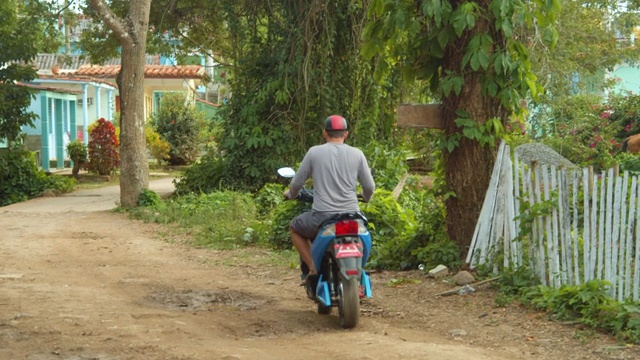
[290,211,336,240]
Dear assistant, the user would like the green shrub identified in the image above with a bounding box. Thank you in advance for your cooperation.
[43,174,76,194]
[145,127,170,166]
[254,183,286,216]
[0,147,47,205]
[616,151,640,175]
[87,118,119,175]
[513,279,640,344]
[360,190,419,269]
[66,140,87,176]
[174,152,227,194]
[360,187,451,270]
[413,240,461,270]
[152,93,205,166]
[266,200,311,250]
[0,146,75,206]
[362,141,409,191]
[137,189,163,208]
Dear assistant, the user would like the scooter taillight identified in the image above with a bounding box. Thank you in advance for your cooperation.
[335,220,359,236]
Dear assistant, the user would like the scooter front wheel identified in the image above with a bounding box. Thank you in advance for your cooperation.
[317,303,332,315]
[338,277,360,328]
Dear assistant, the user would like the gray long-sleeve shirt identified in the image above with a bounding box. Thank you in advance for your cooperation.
[289,142,375,212]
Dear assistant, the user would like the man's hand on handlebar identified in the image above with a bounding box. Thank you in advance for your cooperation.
[283,189,292,200]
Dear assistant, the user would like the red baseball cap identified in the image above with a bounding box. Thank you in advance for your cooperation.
[324,115,348,130]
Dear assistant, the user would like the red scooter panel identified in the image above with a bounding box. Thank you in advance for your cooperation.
[334,242,363,259]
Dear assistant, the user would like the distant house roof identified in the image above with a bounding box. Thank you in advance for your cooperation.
[18,82,81,95]
[35,74,117,88]
[34,53,160,71]
[75,64,205,79]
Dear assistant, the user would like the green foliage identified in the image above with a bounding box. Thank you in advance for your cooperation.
[606,92,640,138]
[66,140,87,175]
[152,93,205,166]
[360,190,417,269]
[533,95,617,170]
[174,152,227,195]
[0,0,42,142]
[413,240,460,270]
[0,145,75,206]
[130,191,259,249]
[360,189,449,270]
[495,278,640,344]
[617,152,640,175]
[0,146,48,205]
[43,174,76,194]
[145,126,170,166]
[137,189,163,208]
[527,280,613,323]
[363,141,409,191]
[254,183,286,217]
[532,93,640,172]
[525,1,640,123]
[174,0,400,193]
[455,116,505,148]
[87,118,120,176]
[266,200,311,251]
[363,0,557,114]
[67,140,88,164]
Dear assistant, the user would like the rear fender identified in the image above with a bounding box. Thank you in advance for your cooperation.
[312,220,372,269]
[336,256,362,280]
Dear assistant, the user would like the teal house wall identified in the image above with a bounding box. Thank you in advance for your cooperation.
[22,88,78,171]
[195,99,220,121]
[610,65,640,95]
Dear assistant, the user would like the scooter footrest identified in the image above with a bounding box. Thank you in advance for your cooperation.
[316,275,332,307]
[361,271,372,298]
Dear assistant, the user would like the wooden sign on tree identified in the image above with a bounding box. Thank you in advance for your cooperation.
[396,104,444,129]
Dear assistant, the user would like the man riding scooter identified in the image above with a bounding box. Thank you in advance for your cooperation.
[283,115,375,291]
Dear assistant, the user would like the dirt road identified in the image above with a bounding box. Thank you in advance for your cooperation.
[1,180,638,359]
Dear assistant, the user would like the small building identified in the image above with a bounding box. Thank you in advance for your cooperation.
[74,64,206,120]
[19,84,82,171]
[27,76,117,145]
[15,54,213,171]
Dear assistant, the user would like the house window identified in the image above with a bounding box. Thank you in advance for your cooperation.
[153,92,164,114]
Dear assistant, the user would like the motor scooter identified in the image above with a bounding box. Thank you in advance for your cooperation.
[278,167,372,328]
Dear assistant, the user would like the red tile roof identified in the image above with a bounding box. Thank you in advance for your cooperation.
[76,64,204,79]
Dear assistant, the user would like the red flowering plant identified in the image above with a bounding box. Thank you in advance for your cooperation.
[87,118,120,175]
[603,92,640,140]
[540,95,618,171]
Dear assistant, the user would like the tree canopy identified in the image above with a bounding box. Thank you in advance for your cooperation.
[0,0,59,143]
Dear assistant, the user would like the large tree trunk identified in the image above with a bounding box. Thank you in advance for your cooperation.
[118,43,149,207]
[90,0,151,208]
[441,1,507,259]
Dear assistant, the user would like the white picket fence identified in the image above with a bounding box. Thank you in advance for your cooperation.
[467,141,640,302]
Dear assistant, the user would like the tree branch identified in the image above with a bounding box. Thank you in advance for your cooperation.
[89,0,131,46]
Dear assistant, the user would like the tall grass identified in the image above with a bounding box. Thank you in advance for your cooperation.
[130,191,260,249]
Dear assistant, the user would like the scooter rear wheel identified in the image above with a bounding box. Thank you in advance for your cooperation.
[339,277,360,328]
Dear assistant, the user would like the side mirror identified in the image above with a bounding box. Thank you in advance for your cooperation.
[277,167,296,178]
